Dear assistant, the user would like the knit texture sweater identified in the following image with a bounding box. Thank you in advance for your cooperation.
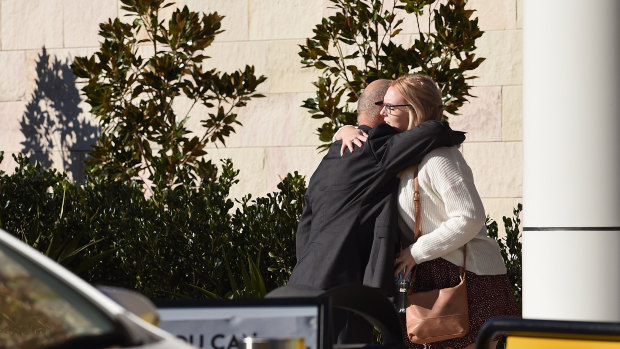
[397,146,507,275]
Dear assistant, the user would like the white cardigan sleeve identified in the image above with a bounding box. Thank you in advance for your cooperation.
[409,148,486,264]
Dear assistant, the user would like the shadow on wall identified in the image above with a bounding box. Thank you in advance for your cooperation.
[20,47,99,183]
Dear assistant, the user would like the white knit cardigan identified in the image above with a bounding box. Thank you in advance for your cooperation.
[397,146,507,275]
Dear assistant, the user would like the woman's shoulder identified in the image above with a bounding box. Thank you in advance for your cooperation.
[419,146,469,178]
[422,146,464,164]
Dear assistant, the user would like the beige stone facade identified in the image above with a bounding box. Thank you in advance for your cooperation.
[0,0,522,224]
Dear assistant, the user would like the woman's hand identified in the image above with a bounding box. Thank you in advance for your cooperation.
[334,126,368,156]
[394,247,417,278]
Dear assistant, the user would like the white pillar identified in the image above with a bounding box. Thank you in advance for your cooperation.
[522,0,620,322]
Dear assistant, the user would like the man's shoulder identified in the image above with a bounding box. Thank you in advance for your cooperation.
[372,120,462,143]
[366,123,404,153]
[326,140,343,156]
[368,122,398,138]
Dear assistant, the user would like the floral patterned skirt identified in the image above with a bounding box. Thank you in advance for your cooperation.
[401,258,520,349]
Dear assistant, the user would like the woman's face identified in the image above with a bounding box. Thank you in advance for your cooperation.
[380,86,413,132]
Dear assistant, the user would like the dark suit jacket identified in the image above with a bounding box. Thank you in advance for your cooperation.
[287,120,465,295]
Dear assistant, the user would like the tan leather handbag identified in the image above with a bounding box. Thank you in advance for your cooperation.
[404,166,470,344]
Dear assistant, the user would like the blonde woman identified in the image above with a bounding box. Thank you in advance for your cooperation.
[336,74,519,349]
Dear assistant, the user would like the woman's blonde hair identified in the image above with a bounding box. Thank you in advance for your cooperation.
[390,74,443,130]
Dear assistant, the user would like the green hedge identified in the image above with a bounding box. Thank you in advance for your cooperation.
[0,152,304,299]
[487,204,523,311]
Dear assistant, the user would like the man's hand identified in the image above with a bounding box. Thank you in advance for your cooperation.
[394,247,417,278]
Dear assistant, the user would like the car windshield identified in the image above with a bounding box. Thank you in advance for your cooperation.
[0,242,117,348]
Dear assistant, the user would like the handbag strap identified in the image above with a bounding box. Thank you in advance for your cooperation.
[412,166,467,279]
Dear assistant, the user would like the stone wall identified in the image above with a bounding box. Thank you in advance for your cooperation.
[0,0,522,224]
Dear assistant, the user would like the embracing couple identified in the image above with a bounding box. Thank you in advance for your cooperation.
[286,75,519,349]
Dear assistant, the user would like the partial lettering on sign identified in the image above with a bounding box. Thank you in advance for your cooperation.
[158,304,320,349]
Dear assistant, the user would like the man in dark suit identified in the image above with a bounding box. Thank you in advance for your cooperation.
[285,79,465,342]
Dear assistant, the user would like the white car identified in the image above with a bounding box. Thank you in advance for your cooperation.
[0,228,195,348]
